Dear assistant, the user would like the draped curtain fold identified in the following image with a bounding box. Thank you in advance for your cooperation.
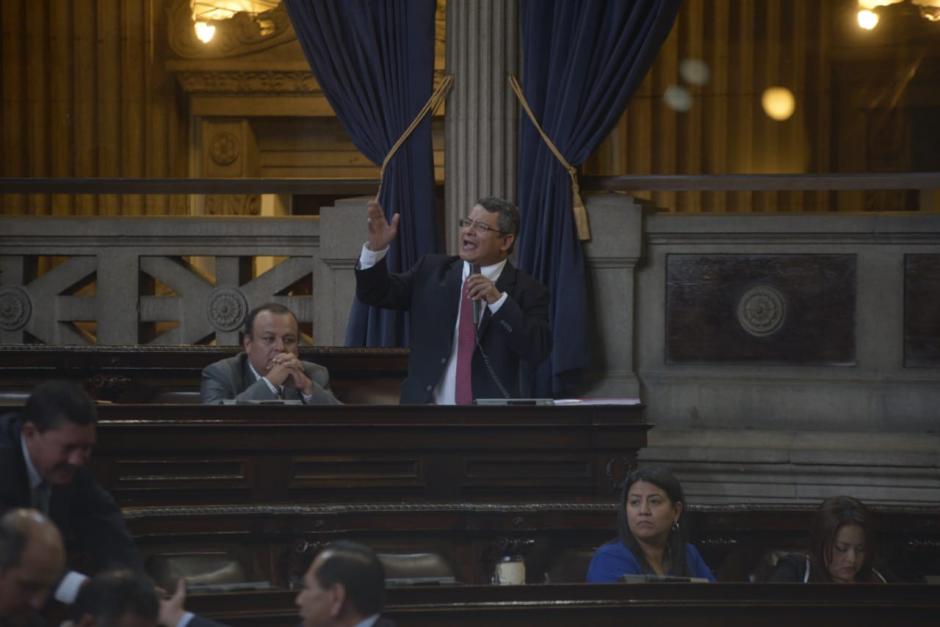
[283,0,439,346]
[517,0,681,396]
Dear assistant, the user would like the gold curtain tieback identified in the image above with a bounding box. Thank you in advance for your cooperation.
[509,74,590,241]
[376,74,454,201]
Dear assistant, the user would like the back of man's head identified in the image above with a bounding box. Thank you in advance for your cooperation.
[72,570,158,627]
[315,541,385,618]
[24,380,97,432]
[0,513,28,572]
[0,509,65,619]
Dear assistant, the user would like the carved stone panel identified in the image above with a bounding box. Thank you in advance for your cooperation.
[904,254,940,367]
[666,254,856,364]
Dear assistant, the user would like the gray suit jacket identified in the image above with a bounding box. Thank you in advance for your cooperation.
[200,353,340,405]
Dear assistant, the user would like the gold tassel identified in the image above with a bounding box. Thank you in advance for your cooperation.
[569,170,590,241]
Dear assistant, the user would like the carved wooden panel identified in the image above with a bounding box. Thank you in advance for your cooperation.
[109,459,249,496]
[666,254,856,364]
[462,455,595,500]
[290,455,424,498]
[904,254,940,367]
[89,404,648,506]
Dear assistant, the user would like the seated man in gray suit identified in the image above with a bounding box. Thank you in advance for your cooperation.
[201,303,340,405]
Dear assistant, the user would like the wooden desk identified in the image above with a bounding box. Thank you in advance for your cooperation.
[91,404,648,505]
[123,502,940,588]
[0,345,408,403]
[185,583,940,627]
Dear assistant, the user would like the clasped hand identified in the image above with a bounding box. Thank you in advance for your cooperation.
[265,353,313,394]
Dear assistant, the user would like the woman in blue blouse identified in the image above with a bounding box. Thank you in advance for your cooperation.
[586,465,716,582]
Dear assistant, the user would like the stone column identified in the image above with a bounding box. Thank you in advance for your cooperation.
[444,0,519,254]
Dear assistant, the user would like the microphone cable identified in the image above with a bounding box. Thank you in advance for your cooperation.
[467,264,509,400]
[473,310,510,400]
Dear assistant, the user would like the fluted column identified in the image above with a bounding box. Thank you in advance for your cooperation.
[444,0,519,254]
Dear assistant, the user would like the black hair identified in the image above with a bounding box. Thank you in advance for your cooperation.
[23,380,97,432]
[808,495,877,582]
[315,541,385,617]
[71,570,158,627]
[243,302,298,337]
[475,197,520,254]
[616,465,689,577]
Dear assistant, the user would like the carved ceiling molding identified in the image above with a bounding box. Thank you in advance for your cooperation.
[176,70,319,94]
[168,0,296,59]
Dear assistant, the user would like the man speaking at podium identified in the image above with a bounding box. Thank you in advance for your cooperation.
[355,197,551,404]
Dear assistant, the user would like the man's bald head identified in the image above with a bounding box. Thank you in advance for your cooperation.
[0,508,66,618]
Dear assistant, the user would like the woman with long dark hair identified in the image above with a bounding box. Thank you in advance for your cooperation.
[769,495,885,583]
[586,465,715,582]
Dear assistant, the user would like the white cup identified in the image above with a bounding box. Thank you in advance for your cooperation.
[495,558,525,585]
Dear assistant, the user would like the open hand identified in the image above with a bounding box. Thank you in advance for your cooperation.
[366,200,400,251]
[158,578,187,627]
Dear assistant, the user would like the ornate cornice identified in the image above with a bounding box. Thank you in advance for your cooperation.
[176,70,319,94]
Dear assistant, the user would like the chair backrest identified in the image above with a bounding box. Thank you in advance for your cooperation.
[146,553,247,590]
[378,552,457,584]
[151,389,203,404]
[546,548,595,583]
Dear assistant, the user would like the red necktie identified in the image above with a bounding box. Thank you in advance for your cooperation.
[455,280,475,405]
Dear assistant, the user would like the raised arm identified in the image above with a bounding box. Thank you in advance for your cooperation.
[366,200,400,252]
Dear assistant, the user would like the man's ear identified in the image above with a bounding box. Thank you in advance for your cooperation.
[500,233,515,255]
[242,333,251,352]
[329,583,347,618]
[21,421,37,440]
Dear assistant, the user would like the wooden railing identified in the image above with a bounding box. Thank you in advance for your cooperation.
[2,173,939,195]
[185,583,940,627]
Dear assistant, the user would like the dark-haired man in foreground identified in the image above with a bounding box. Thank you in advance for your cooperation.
[355,198,551,404]
[201,302,340,405]
[295,541,393,627]
[73,570,226,627]
[0,381,140,605]
[68,570,158,627]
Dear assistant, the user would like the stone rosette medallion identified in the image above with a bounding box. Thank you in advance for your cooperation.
[209,132,240,166]
[736,285,787,337]
[207,287,249,332]
[0,287,32,332]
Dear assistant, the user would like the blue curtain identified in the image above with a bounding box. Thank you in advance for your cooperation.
[283,0,439,346]
[517,0,681,396]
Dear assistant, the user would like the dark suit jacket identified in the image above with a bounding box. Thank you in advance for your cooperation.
[356,255,551,403]
[200,353,340,405]
[187,614,229,627]
[0,414,141,574]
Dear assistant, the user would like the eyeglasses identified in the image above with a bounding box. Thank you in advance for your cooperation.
[459,218,504,235]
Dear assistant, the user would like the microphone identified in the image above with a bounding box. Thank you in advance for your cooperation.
[470,264,483,326]
[467,263,510,400]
